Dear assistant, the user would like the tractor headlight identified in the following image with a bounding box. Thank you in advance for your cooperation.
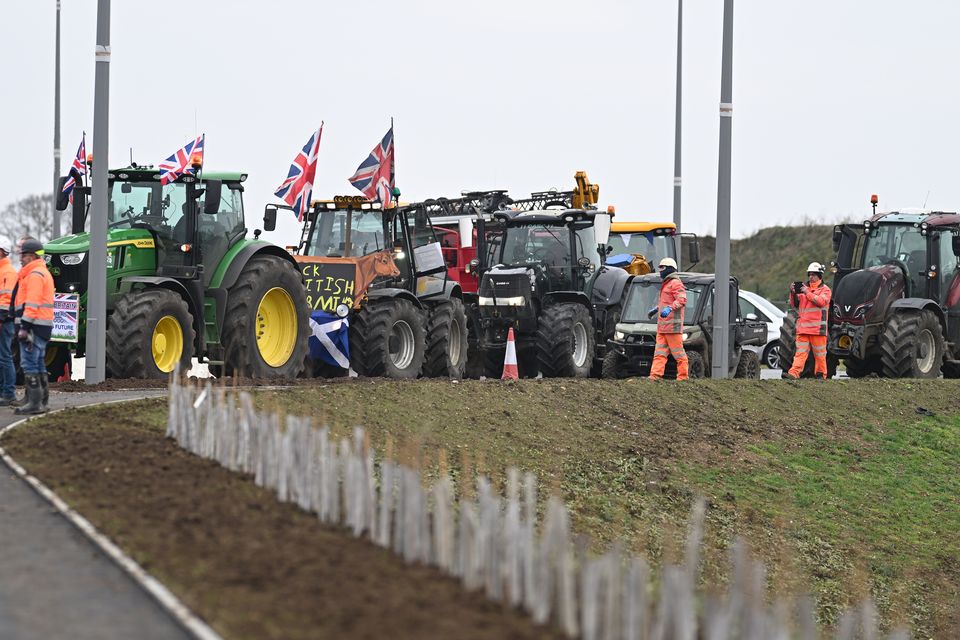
[336,303,350,318]
[60,253,86,266]
[682,332,690,341]
[614,331,625,341]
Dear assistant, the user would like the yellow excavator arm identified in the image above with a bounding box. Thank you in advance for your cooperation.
[572,171,599,209]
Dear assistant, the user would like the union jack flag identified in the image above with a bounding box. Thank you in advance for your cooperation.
[348,125,394,205]
[159,135,204,186]
[275,125,323,220]
[61,134,87,203]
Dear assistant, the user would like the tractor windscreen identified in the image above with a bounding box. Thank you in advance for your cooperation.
[108,180,188,230]
[621,281,705,324]
[498,223,600,269]
[306,209,385,258]
[607,233,675,266]
[863,224,926,269]
[862,223,928,294]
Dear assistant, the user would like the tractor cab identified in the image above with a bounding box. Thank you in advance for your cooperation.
[480,209,608,299]
[277,195,452,314]
[826,205,960,377]
[606,221,700,274]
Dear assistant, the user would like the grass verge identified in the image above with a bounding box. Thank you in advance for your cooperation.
[5,377,959,637]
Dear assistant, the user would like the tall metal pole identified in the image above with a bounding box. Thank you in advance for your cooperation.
[711,0,734,379]
[53,0,62,237]
[672,0,682,263]
[85,0,110,385]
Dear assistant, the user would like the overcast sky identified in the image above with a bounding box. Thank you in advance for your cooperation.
[3,1,960,244]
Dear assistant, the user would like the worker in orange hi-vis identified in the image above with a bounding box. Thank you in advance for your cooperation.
[648,258,688,380]
[785,261,832,380]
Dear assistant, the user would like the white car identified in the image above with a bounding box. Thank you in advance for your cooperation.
[738,290,786,369]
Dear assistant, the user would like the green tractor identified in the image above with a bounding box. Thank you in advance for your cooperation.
[48,166,310,379]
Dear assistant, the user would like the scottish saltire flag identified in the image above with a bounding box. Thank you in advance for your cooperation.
[159,135,204,186]
[61,134,87,203]
[308,312,350,369]
[275,125,322,220]
[348,125,394,205]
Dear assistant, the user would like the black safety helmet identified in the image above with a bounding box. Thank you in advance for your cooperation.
[20,238,45,256]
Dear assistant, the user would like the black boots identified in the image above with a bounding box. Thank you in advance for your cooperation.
[40,372,49,412]
[14,374,46,415]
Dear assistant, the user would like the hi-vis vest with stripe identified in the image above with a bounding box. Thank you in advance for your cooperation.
[15,258,55,329]
[792,281,831,336]
[657,275,687,334]
[0,256,16,314]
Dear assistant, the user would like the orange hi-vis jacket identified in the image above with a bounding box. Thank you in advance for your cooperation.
[791,281,831,336]
[657,274,687,334]
[0,256,16,320]
[15,258,55,340]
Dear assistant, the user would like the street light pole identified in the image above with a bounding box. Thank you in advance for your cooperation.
[672,0,682,262]
[53,0,61,237]
[85,0,110,385]
[711,0,734,379]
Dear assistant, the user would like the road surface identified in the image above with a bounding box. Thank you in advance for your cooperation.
[0,390,191,640]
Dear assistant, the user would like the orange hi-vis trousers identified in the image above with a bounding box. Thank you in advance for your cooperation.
[649,333,688,380]
[788,334,827,378]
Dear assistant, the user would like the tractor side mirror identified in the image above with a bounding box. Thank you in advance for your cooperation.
[263,204,278,232]
[594,213,611,246]
[202,180,222,214]
[952,234,960,257]
[71,187,88,234]
[121,183,133,194]
[832,226,843,253]
[683,234,701,266]
[55,176,71,211]
[745,312,758,321]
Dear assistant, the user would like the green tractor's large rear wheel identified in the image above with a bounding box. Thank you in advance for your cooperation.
[220,255,310,379]
[106,289,195,379]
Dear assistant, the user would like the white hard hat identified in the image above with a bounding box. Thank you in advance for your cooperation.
[807,261,825,274]
[658,257,678,269]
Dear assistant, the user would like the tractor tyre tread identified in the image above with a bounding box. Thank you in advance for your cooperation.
[349,298,425,379]
[221,255,310,379]
[106,289,194,379]
[423,298,468,379]
[879,309,944,378]
[535,303,595,378]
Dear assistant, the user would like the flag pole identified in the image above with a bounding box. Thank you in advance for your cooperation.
[390,117,398,206]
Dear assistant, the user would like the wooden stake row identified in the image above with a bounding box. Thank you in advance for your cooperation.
[166,379,907,640]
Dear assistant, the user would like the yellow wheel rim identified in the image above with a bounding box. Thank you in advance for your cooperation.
[152,315,184,373]
[256,287,298,368]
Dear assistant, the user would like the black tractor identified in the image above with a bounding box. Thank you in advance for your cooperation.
[809,205,960,378]
[602,273,766,379]
[474,206,628,377]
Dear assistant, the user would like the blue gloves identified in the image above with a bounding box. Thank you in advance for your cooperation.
[660,307,672,318]
[647,306,658,319]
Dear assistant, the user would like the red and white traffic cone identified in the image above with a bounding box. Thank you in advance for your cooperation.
[502,326,519,380]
